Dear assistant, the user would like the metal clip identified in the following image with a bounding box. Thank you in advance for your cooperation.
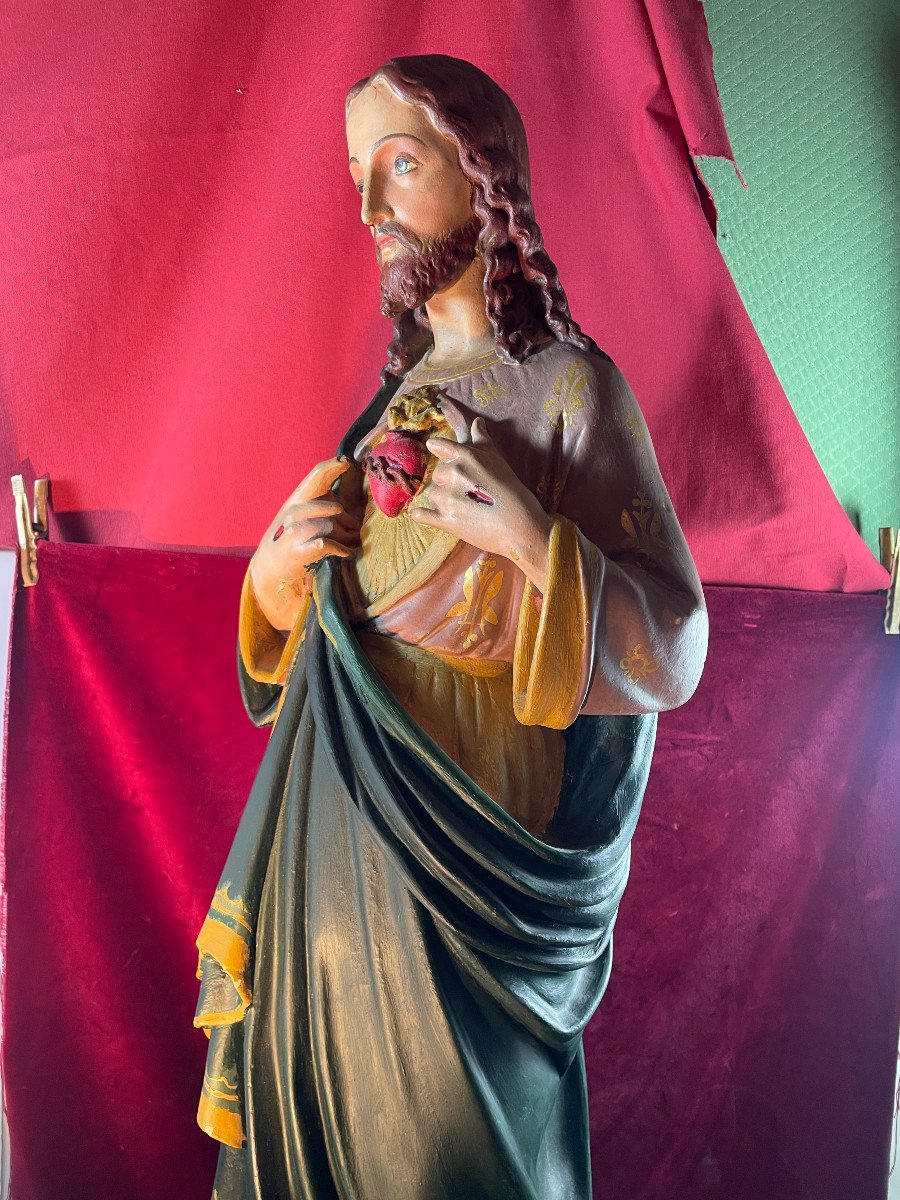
[11,475,49,587]
[880,528,898,635]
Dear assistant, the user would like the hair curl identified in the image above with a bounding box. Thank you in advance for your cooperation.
[346,55,605,382]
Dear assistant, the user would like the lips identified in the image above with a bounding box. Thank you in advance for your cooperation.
[362,431,429,517]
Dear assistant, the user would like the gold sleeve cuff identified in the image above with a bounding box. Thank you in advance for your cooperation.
[238,566,309,685]
[513,516,591,729]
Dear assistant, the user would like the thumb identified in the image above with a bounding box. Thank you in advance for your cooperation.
[295,456,350,502]
[470,416,492,446]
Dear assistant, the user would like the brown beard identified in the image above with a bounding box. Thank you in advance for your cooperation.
[378,216,481,318]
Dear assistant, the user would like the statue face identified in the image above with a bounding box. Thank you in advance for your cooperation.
[346,80,475,268]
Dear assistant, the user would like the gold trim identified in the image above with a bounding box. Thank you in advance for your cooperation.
[211,885,252,932]
[194,916,251,1027]
[513,516,588,729]
[312,575,340,652]
[357,630,510,679]
[345,498,460,621]
[362,530,459,619]
[207,1080,240,1099]
[428,648,509,677]
[197,1092,244,1149]
[238,566,309,684]
[405,347,503,386]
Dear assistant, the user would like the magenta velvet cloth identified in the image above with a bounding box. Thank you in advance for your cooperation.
[0,2,885,591]
[5,542,898,1200]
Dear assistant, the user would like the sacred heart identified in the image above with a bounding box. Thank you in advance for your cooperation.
[362,430,430,517]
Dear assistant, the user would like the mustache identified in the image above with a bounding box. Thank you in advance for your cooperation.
[374,222,422,254]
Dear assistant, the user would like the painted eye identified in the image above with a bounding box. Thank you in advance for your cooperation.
[355,180,364,194]
[394,156,417,175]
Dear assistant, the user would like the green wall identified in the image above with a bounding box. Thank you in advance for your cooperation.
[700,0,899,557]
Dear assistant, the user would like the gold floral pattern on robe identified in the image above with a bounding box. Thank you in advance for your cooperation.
[624,410,647,442]
[471,379,506,409]
[542,359,588,427]
[619,642,659,684]
[620,489,669,560]
[446,553,505,650]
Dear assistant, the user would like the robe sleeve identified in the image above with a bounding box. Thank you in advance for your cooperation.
[513,353,707,726]
[237,565,310,727]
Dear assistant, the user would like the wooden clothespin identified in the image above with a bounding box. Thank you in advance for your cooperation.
[11,475,49,587]
[879,528,898,635]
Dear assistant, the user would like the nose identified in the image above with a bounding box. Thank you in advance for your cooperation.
[360,174,392,227]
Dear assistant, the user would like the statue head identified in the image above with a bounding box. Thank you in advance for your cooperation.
[345,55,597,381]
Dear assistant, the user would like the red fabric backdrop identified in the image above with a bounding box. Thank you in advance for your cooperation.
[0,0,886,591]
[5,542,898,1200]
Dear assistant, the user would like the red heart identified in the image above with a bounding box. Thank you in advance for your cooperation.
[363,432,429,518]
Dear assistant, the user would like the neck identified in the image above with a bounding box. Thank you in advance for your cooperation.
[423,256,494,367]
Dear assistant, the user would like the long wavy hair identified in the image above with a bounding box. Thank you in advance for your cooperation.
[346,55,604,382]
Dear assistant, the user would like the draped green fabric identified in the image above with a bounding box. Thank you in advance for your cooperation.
[195,385,657,1199]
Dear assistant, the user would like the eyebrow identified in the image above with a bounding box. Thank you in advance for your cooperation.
[349,132,428,166]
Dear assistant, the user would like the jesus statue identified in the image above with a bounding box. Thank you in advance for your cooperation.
[193,54,708,1200]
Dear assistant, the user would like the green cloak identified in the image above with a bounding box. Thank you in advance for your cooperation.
[195,382,656,1200]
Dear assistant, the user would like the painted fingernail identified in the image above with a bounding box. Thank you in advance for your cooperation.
[273,524,285,541]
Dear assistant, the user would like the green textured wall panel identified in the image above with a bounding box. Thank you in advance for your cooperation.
[700,0,899,557]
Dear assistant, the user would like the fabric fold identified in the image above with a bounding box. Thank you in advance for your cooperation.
[194,549,655,1191]
[193,376,658,1197]
[238,565,309,685]
[513,516,595,729]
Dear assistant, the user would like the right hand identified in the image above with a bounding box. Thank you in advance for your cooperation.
[249,456,360,631]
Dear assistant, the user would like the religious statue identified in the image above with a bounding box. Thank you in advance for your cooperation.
[194,54,708,1200]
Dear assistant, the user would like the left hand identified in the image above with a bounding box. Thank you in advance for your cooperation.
[409,400,553,591]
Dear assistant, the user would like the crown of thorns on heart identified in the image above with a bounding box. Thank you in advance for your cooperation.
[386,385,452,434]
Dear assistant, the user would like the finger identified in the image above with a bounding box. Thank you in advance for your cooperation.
[301,496,348,518]
[470,416,493,446]
[308,537,357,560]
[428,462,457,489]
[327,519,363,544]
[435,397,472,444]
[280,502,361,534]
[408,506,445,529]
[278,498,345,532]
[303,527,359,551]
[409,485,439,514]
[332,511,363,534]
[286,517,360,548]
[294,457,351,503]
[424,436,459,463]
